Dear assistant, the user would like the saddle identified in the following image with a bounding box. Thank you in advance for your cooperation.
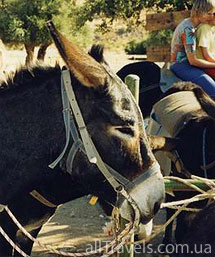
[153,91,202,137]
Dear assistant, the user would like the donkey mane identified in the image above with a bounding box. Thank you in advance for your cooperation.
[0,44,105,93]
[0,64,61,93]
[88,44,106,64]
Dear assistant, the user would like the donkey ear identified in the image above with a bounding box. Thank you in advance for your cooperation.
[47,21,106,88]
[148,135,178,152]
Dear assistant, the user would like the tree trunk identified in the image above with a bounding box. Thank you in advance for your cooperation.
[25,44,35,66]
[37,43,50,61]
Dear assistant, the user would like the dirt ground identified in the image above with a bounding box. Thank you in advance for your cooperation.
[31,196,167,257]
[31,196,111,257]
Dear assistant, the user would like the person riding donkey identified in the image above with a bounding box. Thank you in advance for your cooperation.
[170,0,215,99]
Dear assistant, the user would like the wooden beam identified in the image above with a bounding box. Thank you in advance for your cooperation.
[146,10,190,32]
[146,45,171,62]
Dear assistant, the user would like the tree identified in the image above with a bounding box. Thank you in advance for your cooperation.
[0,0,61,64]
[74,0,193,27]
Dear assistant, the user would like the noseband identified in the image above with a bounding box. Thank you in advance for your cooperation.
[48,69,160,224]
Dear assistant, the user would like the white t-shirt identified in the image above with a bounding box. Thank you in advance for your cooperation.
[196,23,215,60]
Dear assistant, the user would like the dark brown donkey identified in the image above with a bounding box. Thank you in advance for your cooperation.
[149,81,215,255]
[0,24,169,256]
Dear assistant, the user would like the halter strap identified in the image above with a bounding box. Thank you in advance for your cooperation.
[48,69,161,218]
[48,75,71,169]
[49,71,132,187]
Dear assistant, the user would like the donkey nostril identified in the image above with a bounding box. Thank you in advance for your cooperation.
[153,201,161,215]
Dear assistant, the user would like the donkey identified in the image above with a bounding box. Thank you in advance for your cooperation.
[117,62,215,252]
[117,61,161,118]
[148,81,215,251]
[0,23,169,256]
[178,201,215,256]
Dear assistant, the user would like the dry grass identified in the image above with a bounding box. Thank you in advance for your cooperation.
[1,46,136,75]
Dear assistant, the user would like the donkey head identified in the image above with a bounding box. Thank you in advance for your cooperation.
[47,21,165,224]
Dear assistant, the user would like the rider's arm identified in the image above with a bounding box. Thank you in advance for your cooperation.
[195,24,215,64]
[200,46,215,62]
[187,51,215,68]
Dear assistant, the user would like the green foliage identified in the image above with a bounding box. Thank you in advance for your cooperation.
[0,0,61,46]
[0,0,96,50]
[74,0,145,27]
[54,1,94,48]
[125,39,146,55]
[74,0,193,27]
[0,0,193,52]
[145,0,192,11]
[0,8,21,45]
[125,29,173,54]
[145,29,173,46]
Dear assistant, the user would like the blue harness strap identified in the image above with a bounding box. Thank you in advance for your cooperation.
[202,128,208,178]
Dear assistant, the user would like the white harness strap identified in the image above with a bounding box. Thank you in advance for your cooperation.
[61,70,122,191]
[62,70,97,164]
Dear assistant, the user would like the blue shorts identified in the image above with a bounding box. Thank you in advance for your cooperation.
[170,62,215,99]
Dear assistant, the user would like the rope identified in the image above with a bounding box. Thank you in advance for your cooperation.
[122,175,215,246]
[165,176,206,194]
[125,195,195,246]
[0,226,30,257]
[3,206,134,257]
[191,175,215,189]
[102,228,136,257]
[2,175,215,256]
[166,206,200,212]
[128,190,215,246]
[161,192,215,209]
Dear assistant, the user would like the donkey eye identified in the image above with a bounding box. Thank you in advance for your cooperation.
[116,127,134,137]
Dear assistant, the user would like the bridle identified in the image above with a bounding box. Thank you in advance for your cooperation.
[0,69,160,257]
[47,69,160,226]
